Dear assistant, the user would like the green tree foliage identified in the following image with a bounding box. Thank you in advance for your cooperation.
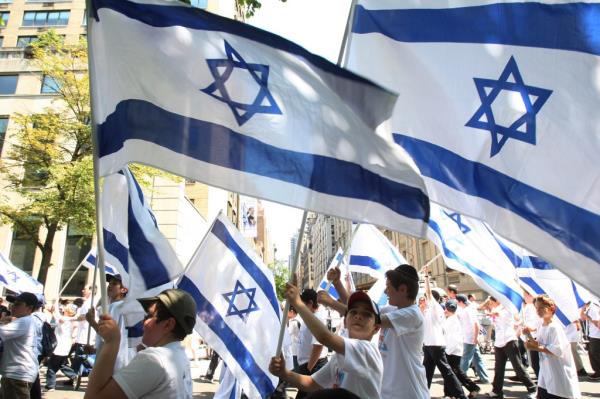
[178,0,286,21]
[268,260,289,301]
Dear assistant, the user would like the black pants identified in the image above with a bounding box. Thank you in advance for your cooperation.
[447,354,479,393]
[530,349,540,377]
[492,340,536,395]
[518,338,529,368]
[537,387,567,399]
[204,352,220,380]
[423,346,466,399]
[589,337,600,375]
[295,358,328,399]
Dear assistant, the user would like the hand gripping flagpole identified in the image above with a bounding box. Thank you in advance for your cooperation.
[86,0,109,315]
[324,223,361,294]
[275,211,308,356]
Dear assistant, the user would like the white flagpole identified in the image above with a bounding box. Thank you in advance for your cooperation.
[275,211,308,356]
[324,223,361,294]
[58,263,83,297]
[86,0,108,314]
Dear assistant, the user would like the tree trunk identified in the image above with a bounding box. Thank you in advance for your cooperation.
[37,222,58,286]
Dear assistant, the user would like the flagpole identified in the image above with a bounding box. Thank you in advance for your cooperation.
[86,0,109,314]
[275,210,308,356]
[337,0,358,66]
[58,263,83,297]
[324,223,361,294]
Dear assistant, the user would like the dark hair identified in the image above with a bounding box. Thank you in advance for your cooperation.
[154,300,187,340]
[431,289,441,303]
[300,289,318,309]
[447,284,458,295]
[467,294,475,301]
[306,388,361,399]
[385,264,419,300]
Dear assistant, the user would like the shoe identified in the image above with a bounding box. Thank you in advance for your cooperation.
[577,369,588,377]
[469,385,481,398]
[43,387,55,392]
[199,376,213,383]
[62,379,74,386]
[485,392,502,398]
[589,373,600,380]
[507,375,520,381]
[526,389,537,399]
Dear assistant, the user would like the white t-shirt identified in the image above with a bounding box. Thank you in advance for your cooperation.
[297,311,327,365]
[379,305,429,399]
[458,306,478,344]
[96,300,133,372]
[587,303,600,339]
[522,303,540,339]
[313,337,382,399]
[287,317,301,357]
[0,315,39,383]
[564,323,580,343]
[423,300,445,346]
[53,314,76,357]
[493,306,517,348]
[537,321,581,398]
[113,341,192,399]
[444,314,463,356]
[75,297,96,345]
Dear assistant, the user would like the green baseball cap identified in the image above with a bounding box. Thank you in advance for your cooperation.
[138,289,197,335]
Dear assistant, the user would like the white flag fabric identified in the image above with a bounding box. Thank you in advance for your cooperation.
[213,363,243,399]
[0,252,43,294]
[101,168,184,301]
[89,0,430,238]
[348,224,406,278]
[490,234,595,326]
[177,212,280,398]
[427,204,524,315]
[317,248,355,300]
[79,249,117,276]
[347,0,600,293]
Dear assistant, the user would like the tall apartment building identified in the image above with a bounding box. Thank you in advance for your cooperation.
[0,0,273,302]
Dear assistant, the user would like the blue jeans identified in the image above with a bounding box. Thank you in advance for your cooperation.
[45,354,67,389]
[461,343,489,382]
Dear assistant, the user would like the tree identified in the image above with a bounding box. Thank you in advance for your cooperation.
[268,259,289,301]
[178,0,287,21]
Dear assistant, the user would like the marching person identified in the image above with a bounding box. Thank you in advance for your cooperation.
[525,295,581,399]
[0,292,40,399]
[581,300,600,379]
[457,294,490,383]
[45,303,78,392]
[85,288,197,398]
[270,284,383,398]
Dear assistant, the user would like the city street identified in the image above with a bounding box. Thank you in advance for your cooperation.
[44,352,600,398]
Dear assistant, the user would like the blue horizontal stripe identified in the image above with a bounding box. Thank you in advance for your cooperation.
[572,281,587,308]
[103,229,129,273]
[99,100,429,222]
[127,198,172,289]
[212,219,280,319]
[86,254,116,275]
[353,3,600,57]
[92,0,385,90]
[429,219,523,310]
[485,225,556,271]
[178,275,275,397]
[394,134,600,265]
[519,277,570,325]
[349,255,383,272]
[318,280,339,300]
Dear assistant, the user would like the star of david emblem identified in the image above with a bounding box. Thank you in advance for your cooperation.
[443,211,471,234]
[465,56,552,157]
[7,270,18,283]
[222,280,260,321]
[201,40,282,126]
[0,274,8,285]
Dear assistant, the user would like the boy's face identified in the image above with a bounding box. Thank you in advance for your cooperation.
[345,301,380,340]
[535,302,553,319]
[384,278,405,307]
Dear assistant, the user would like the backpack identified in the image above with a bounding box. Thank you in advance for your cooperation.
[34,315,57,358]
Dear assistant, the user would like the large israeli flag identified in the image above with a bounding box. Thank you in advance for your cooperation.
[0,252,43,294]
[177,212,280,399]
[101,167,184,300]
[89,0,430,238]
[490,234,595,326]
[346,1,600,292]
[348,224,406,278]
[79,249,117,276]
[428,204,524,315]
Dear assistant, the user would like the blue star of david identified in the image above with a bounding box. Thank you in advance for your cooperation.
[443,211,471,234]
[465,56,552,157]
[0,274,8,285]
[7,271,18,283]
[222,280,260,321]
[201,40,282,126]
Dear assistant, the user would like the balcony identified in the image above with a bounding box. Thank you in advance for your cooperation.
[0,48,27,59]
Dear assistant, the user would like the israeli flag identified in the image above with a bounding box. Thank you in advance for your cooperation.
[0,252,43,294]
[101,167,184,300]
[89,0,430,239]
[317,248,355,300]
[491,235,595,326]
[347,1,600,293]
[177,212,280,398]
[79,249,117,276]
[214,363,243,399]
[427,204,524,315]
[348,224,406,278]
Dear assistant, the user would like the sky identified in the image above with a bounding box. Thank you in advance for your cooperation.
[246,0,352,263]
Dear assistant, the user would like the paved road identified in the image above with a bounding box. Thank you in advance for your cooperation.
[45,353,599,398]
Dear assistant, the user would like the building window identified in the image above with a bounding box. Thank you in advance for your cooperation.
[0,37,3,47]
[41,75,59,93]
[22,10,70,27]
[0,116,7,156]
[16,35,37,48]
[0,75,17,94]
[82,11,86,26]
[190,0,208,8]
[0,12,8,27]
[59,224,91,296]
[9,224,39,275]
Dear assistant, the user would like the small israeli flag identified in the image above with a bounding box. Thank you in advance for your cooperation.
[0,252,43,294]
